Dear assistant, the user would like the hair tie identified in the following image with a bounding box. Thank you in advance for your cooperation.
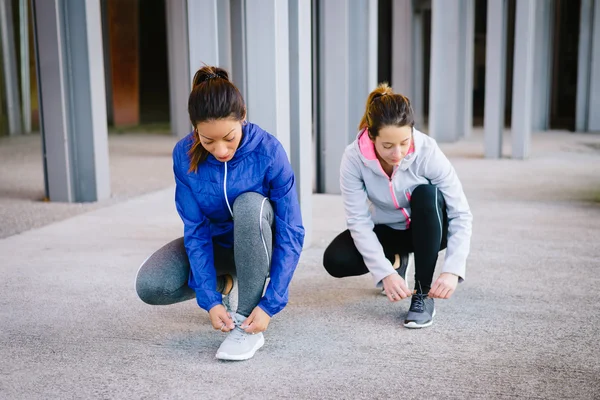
[199,73,218,84]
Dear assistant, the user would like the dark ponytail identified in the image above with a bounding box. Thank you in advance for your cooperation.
[187,66,246,172]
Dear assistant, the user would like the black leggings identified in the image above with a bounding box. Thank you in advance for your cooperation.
[323,185,448,291]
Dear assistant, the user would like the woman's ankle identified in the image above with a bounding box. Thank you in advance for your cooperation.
[216,274,234,295]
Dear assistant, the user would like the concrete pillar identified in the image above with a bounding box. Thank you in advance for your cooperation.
[32,0,110,202]
[392,0,414,98]
[532,0,554,132]
[230,0,247,98]
[19,0,31,133]
[167,0,230,138]
[457,0,475,138]
[576,0,594,132]
[245,0,291,156]
[429,0,474,142]
[217,0,232,73]
[412,11,424,126]
[348,0,378,138]
[511,0,536,159]
[391,0,426,125]
[0,0,23,136]
[187,0,219,78]
[588,0,600,131]
[484,0,508,159]
[165,0,191,138]
[318,0,377,194]
[289,0,313,247]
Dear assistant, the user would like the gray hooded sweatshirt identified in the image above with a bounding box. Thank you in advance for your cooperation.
[340,128,473,286]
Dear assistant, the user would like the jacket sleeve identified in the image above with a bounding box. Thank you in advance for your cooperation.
[340,151,396,286]
[422,143,473,281]
[173,145,222,312]
[257,143,305,317]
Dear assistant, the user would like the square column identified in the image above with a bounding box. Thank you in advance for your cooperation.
[429,0,474,142]
[484,0,508,158]
[166,0,229,138]
[511,0,537,159]
[245,0,291,156]
[289,0,313,248]
[531,0,554,132]
[165,0,190,138]
[318,0,377,194]
[576,0,595,132]
[0,0,23,135]
[32,0,110,202]
[588,0,600,131]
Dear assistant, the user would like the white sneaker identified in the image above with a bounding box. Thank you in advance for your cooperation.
[215,313,265,361]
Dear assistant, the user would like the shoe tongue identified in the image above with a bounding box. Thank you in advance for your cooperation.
[232,313,247,326]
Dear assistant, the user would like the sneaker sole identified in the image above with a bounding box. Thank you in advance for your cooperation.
[403,309,436,329]
[215,335,265,361]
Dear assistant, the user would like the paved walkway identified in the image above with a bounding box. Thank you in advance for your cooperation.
[1,130,599,399]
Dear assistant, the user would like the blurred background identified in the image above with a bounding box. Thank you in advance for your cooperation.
[1,0,599,238]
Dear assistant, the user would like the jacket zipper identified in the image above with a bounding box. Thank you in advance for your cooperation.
[376,162,410,227]
[388,168,411,228]
[388,168,400,209]
[224,162,233,218]
[388,179,400,209]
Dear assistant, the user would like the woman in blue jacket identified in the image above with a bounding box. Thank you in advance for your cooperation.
[135,66,305,361]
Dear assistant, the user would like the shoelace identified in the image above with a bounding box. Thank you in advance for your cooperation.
[227,327,248,344]
[226,315,248,343]
[410,281,429,313]
[410,292,429,313]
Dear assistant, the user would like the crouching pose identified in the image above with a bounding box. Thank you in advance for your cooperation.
[323,83,472,328]
[136,66,304,359]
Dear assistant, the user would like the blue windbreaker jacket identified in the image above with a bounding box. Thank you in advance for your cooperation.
[172,122,305,317]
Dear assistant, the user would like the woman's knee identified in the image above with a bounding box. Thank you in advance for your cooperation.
[322,243,348,278]
[411,185,442,213]
[135,266,194,305]
[233,192,272,220]
[135,268,163,305]
[134,237,191,305]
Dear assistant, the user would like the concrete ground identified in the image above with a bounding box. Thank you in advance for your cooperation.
[0,131,178,239]
[1,129,599,399]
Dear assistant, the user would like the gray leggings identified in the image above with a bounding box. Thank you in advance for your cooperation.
[135,192,274,317]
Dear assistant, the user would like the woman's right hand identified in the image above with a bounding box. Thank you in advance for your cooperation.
[382,273,412,302]
[208,304,235,332]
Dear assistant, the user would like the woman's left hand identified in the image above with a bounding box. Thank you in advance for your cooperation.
[241,306,271,334]
[429,272,459,299]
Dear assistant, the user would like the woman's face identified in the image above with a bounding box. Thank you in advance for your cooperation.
[196,118,243,162]
[372,125,413,167]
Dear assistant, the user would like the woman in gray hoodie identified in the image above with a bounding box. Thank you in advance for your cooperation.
[323,83,472,328]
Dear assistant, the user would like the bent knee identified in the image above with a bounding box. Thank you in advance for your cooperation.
[411,184,437,202]
[411,185,442,212]
[233,192,266,211]
[135,275,163,305]
[322,246,348,278]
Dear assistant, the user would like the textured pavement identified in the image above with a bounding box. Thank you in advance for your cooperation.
[1,130,599,399]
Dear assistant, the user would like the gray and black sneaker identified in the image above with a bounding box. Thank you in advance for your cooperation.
[381,253,411,296]
[404,286,435,329]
